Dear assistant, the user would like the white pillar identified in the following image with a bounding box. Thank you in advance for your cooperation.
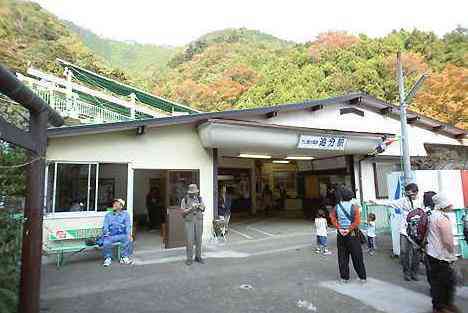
[129,93,136,119]
[127,164,134,234]
[65,68,73,113]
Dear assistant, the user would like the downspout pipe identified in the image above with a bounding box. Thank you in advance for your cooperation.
[0,64,64,127]
[358,157,364,204]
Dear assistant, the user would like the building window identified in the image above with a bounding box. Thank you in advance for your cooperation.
[373,162,399,199]
[45,162,128,214]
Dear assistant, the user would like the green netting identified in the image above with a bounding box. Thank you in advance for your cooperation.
[57,59,197,114]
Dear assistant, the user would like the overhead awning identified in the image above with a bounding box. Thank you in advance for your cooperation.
[56,59,199,115]
[198,119,393,158]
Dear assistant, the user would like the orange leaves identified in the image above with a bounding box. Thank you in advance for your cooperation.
[157,64,259,112]
[413,64,468,129]
[308,31,360,61]
[385,52,429,77]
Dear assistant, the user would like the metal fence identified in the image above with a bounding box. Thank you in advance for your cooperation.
[360,203,392,234]
[27,81,132,123]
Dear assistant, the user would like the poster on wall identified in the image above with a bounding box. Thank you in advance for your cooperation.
[98,179,115,210]
[273,172,296,192]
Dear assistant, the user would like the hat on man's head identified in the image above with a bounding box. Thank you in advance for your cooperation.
[113,198,126,207]
[432,194,451,210]
[187,184,199,194]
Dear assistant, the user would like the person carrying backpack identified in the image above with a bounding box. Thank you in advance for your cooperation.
[330,186,366,283]
[385,183,422,281]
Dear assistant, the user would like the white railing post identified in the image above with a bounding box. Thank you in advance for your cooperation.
[129,93,136,119]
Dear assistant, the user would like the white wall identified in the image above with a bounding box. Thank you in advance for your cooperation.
[249,104,462,157]
[46,124,214,242]
[360,160,377,201]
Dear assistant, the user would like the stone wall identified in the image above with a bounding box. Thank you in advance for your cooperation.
[412,144,468,170]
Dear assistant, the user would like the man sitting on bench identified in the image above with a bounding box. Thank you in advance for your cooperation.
[102,199,133,267]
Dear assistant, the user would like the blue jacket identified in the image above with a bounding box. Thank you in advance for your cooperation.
[103,210,131,236]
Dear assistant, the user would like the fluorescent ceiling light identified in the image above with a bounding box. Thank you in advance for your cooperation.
[239,154,271,159]
[272,160,290,164]
[285,156,315,160]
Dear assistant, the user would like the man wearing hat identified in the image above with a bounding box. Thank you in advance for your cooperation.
[426,194,460,313]
[181,184,205,265]
[102,198,133,267]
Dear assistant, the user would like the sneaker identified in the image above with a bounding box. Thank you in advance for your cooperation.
[194,257,205,264]
[369,250,375,256]
[340,279,349,284]
[322,249,332,255]
[120,256,134,265]
[103,258,112,267]
[359,278,367,284]
[315,247,321,253]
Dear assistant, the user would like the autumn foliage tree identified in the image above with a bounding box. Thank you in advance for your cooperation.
[413,64,468,129]
[308,31,360,61]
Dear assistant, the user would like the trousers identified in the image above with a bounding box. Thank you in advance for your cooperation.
[427,255,455,310]
[102,234,132,259]
[185,218,203,260]
[400,234,421,277]
[337,232,367,280]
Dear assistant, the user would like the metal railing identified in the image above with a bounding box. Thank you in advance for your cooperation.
[25,80,133,124]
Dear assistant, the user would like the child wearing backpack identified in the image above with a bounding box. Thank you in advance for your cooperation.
[367,213,376,255]
[315,209,331,255]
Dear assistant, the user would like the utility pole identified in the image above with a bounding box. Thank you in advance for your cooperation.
[397,52,428,186]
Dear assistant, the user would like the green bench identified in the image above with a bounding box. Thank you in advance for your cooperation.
[43,227,121,267]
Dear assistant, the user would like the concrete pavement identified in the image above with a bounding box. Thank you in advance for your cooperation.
[40,218,468,313]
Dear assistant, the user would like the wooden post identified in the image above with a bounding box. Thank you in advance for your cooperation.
[18,111,48,313]
[213,148,218,218]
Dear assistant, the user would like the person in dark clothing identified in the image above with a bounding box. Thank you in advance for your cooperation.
[263,184,273,217]
[278,184,287,210]
[330,186,366,283]
[218,185,232,218]
[146,188,161,230]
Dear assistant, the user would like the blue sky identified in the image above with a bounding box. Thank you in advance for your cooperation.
[34,0,467,46]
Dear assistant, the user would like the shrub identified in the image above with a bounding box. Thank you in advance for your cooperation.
[0,209,23,313]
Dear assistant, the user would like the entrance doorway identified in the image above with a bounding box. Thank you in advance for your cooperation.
[133,169,200,251]
[133,169,167,251]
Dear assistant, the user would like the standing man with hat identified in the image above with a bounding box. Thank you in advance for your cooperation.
[102,198,133,267]
[426,194,460,313]
[181,184,205,265]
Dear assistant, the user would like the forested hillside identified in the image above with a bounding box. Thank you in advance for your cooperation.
[156,29,467,129]
[0,0,133,84]
[0,0,466,129]
[67,21,178,90]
